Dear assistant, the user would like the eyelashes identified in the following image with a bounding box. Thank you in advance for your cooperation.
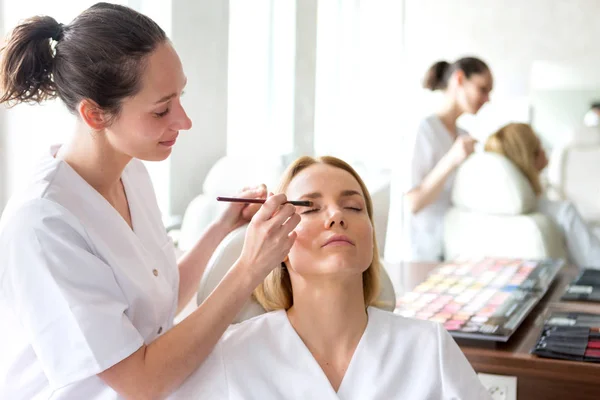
[154,90,185,118]
[154,108,170,118]
[301,207,362,215]
[301,209,318,215]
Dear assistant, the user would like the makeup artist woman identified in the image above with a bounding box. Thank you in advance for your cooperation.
[0,4,299,399]
[400,57,493,262]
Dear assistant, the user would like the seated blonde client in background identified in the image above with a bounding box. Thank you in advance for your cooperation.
[486,123,600,269]
[177,156,490,399]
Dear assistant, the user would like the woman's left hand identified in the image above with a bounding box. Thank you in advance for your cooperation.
[216,184,268,234]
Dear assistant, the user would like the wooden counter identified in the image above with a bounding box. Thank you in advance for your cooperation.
[399,263,600,399]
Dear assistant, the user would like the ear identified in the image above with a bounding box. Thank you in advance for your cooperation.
[454,69,466,86]
[77,99,109,130]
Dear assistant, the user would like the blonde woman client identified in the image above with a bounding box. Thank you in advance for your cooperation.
[178,156,491,399]
[486,123,600,268]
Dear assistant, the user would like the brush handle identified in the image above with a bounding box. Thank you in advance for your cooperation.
[216,196,312,207]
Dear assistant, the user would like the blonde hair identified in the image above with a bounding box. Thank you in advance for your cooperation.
[253,156,382,311]
[484,123,543,195]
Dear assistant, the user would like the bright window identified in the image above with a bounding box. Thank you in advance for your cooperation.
[314,0,404,169]
[226,0,296,157]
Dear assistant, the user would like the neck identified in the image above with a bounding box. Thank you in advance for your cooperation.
[286,275,368,358]
[436,96,463,137]
[56,121,132,196]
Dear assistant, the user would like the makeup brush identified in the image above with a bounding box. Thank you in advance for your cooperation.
[216,196,312,207]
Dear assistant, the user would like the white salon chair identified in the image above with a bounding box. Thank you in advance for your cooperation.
[196,225,397,324]
[547,126,600,229]
[178,155,287,252]
[444,152,567,260]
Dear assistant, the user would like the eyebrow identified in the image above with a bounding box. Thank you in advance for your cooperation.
[153,77,188,104]
[300,190,363,200]
[154,93,177,104]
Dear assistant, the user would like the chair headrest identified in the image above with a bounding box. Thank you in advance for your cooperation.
[452,152,537,215]
[197,225,396,324]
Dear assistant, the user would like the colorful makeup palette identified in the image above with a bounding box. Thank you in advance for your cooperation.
[395,258,564,342]
[532,312,600,363]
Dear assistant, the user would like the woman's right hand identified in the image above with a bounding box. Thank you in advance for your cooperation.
[237,193,300,283]
[447,135,477,167]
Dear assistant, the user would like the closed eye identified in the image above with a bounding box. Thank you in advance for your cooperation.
[346,207,362,212]
[301,209,319,215]
[154,108,170,118]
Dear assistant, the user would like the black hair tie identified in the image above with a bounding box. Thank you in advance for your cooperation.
[51,23,64,41]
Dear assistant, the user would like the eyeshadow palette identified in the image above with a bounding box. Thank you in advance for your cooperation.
[395,258,564,342]
[531,312,600,363]
[561,269,600,303]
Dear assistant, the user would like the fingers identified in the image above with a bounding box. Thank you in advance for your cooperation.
[268,207,300,237]
[241,185,267,215]
[254,193,288,221]
[285,230,298,249]
[459,135,477,145]
[281,213,301,235]
[269,203,297,226]
[237,184,267,199]
[279,230,298,259]
[459,136,476,154]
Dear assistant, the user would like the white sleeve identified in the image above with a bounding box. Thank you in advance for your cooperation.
[401,124,437,194]
[437,325,492,400]
[0,200,144,389]
[173,341,229,399]
[538,197,600,269]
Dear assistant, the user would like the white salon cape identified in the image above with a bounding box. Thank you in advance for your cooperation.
[388,115,468,262]
[0,146,179,399]
[176,307,490,400]
[538,196,600,269]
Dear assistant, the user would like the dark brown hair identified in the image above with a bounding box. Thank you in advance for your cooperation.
[0,2,166,121]
[423,57,489,91]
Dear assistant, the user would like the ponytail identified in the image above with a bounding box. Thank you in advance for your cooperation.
[0,16,64,105]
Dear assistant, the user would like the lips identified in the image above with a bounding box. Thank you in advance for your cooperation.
[322,234,355,247]
[159,134,178,147]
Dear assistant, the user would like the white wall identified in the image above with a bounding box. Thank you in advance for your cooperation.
[293,0,317,157]
[531,89,600,146]
[399,0,600,144]
[404,0,600,97]
[168,0,229,216]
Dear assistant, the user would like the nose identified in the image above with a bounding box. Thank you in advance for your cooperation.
[324,207,346,229]
[174,102,193,131]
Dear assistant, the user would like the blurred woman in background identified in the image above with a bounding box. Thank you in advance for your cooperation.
[486,123,600,269]
[400,56,493,262]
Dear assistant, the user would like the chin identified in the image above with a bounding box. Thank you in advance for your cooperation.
[468,106,481,115]
[325,254,368,272]
[135,147,172,162]
[474,103,487,114]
